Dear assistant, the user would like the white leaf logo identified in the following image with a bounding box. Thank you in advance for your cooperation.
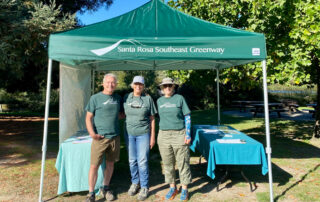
[90,39,142,56]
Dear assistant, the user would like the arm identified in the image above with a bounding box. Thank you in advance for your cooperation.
[86,111,103,140]
[184,114,191,144]
[149,115,156,149]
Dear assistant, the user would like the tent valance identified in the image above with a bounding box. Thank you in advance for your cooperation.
[49,0,266,69]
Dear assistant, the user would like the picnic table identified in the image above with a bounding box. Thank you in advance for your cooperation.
[251,103,286,118]
[281,100,300,114]
[190,125,268,192]
[232,101,263,112]
[306,104,317,118]
[55,131,105,195]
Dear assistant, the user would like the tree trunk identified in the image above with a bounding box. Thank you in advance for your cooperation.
[313,56,320,138]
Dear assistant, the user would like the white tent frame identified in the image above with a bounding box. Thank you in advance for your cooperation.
[38,59,274,202]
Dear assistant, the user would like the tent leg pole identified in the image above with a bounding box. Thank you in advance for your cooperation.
[91,69,95,95]
[39,59,53,202]
[262,60,274,202]
[216,68,221,125]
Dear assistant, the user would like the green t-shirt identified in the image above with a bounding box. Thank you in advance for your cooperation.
[157,94,191,130]
[85,92,122,139]
[124,92,157,136]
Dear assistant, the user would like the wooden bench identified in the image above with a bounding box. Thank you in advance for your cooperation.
[251,108,286,118]
[231,104,254,112]
[232,101,262,112]
[281,100,299,114]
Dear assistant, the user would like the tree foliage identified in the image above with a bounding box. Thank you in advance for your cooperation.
[167,0,300,87]
[0,0,76,92]
[0,0,115,92]
[42,0,114,14]
[167,0,320,137]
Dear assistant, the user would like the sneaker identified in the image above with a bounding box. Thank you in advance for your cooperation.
[85,193,95,202]
[180,189,188,201]
[137,187,149,201]
[128,183,140,196]
[165,187,178,200]
[101,188,115,201]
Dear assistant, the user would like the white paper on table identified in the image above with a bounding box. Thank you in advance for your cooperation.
[202,129,220,133]
[220,130,240,135]
[76,135,90,139]
[216,139,245,144]
[72,139,92,144]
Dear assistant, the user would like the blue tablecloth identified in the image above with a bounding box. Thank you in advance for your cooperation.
[190,125,268,179]
[55,131,105,194]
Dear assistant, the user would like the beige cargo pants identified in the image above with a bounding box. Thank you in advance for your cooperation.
[157,129,192,185]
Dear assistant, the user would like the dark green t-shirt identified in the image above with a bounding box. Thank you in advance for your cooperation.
[157,94,191,130]
[85,92,121,139]
[124,93,157,136]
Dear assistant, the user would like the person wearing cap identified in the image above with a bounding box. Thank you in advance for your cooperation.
[85,73,123,202]
[123,76,157,201]
[157,77,192,201]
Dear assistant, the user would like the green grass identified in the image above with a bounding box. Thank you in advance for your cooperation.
[0,110,319,201]
[298,106,313,111]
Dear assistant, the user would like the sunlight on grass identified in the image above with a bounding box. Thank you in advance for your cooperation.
[1,110,319,201]
[256,192,269,202]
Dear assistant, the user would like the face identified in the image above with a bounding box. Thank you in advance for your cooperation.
[102,76,117,94]
[162,84,174,97]
[132,83,144,95]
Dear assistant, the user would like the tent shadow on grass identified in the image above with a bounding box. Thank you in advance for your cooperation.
[187,156,292,193]
[274,163,320,201]
[0,118,59,168]
[242,131,320,159]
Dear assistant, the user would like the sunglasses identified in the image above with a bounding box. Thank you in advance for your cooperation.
[163,84,173,88]
[130,98,144,108]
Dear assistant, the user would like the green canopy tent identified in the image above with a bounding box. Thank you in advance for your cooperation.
[40,0,273,201]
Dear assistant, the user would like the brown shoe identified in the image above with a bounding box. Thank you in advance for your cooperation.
[85,193,95,202]
[101,188,115,201]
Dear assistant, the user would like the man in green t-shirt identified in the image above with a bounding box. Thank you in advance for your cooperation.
[85,73,123,202]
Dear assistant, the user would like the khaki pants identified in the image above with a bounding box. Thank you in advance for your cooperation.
[157,129,192,185]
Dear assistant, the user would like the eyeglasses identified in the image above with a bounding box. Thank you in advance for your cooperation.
[163,84,173,88]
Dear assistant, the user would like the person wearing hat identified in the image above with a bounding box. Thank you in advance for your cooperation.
[157,77,192,201]
[123,75,157,201]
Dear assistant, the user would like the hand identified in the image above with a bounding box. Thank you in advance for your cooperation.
[91,133,104,140]
[184,136,191,145]
[150,137,155,149]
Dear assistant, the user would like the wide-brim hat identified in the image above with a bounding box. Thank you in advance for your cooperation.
[159,77,176,86]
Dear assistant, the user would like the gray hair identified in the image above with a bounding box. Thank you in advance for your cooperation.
[103,73,117,83]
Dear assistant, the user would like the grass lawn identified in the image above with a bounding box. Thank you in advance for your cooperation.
[0,110,319,201]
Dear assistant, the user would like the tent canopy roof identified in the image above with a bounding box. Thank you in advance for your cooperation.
[48,0,267,70]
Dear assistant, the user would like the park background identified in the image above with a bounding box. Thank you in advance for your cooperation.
[1,0,320,201]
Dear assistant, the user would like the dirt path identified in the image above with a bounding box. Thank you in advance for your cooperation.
[0,116,270,202]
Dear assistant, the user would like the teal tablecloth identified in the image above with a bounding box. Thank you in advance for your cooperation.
[190,125,268,179]
[55,131,105,194]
